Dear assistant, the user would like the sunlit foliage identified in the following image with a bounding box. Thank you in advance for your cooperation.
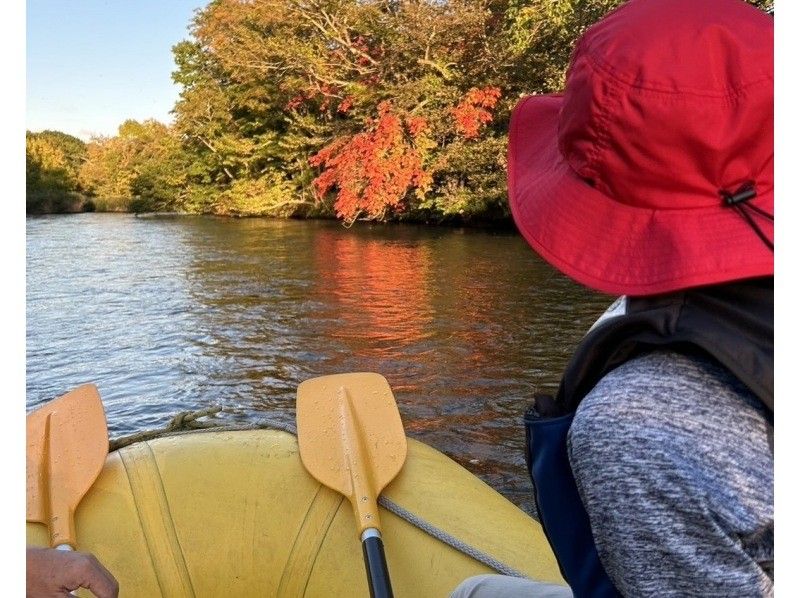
[167,0,632,222]
[28,0,774,220]
[78,120,190,212]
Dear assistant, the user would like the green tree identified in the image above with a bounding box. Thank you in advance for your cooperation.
[169,0,642,222]
[26,130,88,214]
[79,120,190,212]
[67,0,773,220]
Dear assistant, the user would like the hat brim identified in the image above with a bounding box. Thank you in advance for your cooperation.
[507,95,774,296]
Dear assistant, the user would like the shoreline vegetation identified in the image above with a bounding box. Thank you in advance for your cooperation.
[26,0,772,227]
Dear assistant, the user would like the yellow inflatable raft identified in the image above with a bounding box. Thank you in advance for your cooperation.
[26,429,565,597]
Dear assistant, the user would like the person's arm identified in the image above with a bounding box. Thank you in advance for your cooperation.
[26,547,119,598]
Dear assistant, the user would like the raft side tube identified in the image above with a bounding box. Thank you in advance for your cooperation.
[27,430,565,597]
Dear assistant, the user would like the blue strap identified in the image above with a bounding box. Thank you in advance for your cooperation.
[526,413,621,598]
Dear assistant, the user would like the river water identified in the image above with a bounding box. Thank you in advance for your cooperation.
[26,213,610,514]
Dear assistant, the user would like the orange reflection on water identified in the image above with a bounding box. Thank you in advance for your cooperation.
[312,230,435,362]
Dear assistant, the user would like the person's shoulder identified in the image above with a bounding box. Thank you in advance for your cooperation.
[606,350,736,386]
[593,349,747,403]
[577,349,755,426]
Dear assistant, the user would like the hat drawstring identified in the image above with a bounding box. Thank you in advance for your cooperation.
[721,184,774,252]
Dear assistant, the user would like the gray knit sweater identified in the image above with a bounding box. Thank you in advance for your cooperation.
[568,350,774,597]
[452,349,773,598]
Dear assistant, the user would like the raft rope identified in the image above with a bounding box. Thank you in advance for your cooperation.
[376,495,527,578]
[109,406,225,452]
[110,408,528,579]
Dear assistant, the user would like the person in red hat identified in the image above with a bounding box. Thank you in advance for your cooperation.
[453,0,773,596]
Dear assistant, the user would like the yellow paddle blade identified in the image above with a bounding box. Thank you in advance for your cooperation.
[26,384,109,548]
[296,373,407,534]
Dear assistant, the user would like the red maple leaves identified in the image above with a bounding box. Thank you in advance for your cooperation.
[309,87,502,222]
[452,86,501,139]
[309,101,432,223]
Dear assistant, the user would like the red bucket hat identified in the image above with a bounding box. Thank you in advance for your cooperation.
[508,0,774,296]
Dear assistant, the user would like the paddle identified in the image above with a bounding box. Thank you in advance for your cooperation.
[296,373,408,598]
[27,384,109,551]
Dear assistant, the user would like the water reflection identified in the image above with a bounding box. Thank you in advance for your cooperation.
[26,214,610,515]
[311,230,436,359]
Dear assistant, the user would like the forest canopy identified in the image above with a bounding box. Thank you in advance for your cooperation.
[26,130,88,214]
[26,0,774,223]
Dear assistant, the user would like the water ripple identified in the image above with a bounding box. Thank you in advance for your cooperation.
[26,214,609,515]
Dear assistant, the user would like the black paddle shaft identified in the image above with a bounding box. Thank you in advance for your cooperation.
[362,534,393,598]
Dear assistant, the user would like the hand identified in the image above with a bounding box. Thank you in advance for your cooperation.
[26,547,119,598]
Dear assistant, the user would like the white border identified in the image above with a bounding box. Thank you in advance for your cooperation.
[6,0,26,594]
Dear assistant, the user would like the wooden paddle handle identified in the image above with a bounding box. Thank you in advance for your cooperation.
[361,529,392,598]
[48,429,78,548]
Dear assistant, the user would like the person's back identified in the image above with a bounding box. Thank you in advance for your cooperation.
[452,0,774,595]
[570,348,773,595]
[454,347,773,597]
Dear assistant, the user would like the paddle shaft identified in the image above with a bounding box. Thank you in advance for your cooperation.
[361,529,392,598]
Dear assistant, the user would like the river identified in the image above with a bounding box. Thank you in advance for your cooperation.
[26,213,610,514]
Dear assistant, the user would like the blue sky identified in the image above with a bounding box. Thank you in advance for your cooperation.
[27,0,206,140]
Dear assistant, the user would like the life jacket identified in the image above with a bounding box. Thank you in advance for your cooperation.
[524,277,773,598]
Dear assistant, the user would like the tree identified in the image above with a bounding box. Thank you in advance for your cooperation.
[65,0,775,220]
[26,130,87,214]
[79,120,190,212]
[167,0,643,222]
[309,101,433,223]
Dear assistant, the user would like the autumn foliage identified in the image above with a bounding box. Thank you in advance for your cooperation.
[309,85,505,221]
[310,102,432,223]
[453,87,502,139]
[31,0,773,218]
[166,0,608,222]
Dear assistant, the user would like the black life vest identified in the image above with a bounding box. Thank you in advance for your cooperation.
[524,277,773,598]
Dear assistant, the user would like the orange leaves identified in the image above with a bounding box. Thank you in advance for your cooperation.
[406,116,429,139]
[309,86,503,222]
[452,86,502,139]
[337,96,354,114]
[285,94,305,111]
[309,102,432,223]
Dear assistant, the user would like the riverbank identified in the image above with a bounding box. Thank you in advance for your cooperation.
[26,191,92,215]
[26,192,137,216]
[29,204,520,230]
